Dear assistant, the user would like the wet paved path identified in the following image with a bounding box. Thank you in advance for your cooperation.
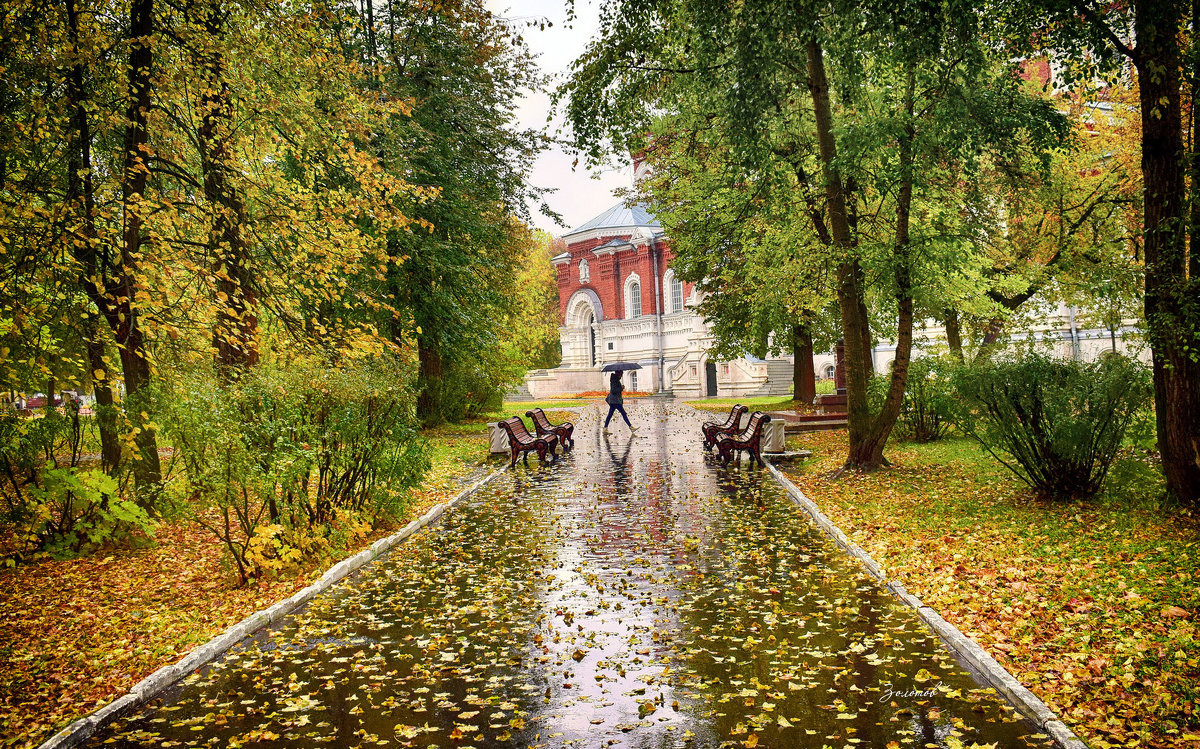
[90,402,1053,749]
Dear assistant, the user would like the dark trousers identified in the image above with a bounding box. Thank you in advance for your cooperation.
[604,403,631,427]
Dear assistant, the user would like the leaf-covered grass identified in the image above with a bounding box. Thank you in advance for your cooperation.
[0,430,498,749]
[780,430,1200,749]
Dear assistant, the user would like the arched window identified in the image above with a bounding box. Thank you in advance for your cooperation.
[578,259,590,284]
[663,269,684,313]
[625,274,642,318]
[824,364,836,379]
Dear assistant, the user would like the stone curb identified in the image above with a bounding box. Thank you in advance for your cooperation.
[36,464,511,749]
[762,459,1089,749]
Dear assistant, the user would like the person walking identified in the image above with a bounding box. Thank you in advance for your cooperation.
[603,371,635,433]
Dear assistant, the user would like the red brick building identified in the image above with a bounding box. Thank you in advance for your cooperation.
[523,201,794,399]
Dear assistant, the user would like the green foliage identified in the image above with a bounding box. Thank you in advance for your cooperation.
[561,0,1073,467]
[162,361,429,584]
[0,405,151,558]
[374,0,548,427]
[28,469,152,557]
[952,353,1153,499]
[427,359,508,424]
[500,230,563,372]
[896,356,957,443]
[1124,404,1158,452]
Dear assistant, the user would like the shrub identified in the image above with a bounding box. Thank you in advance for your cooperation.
[898,356,957,442]
[0,403,151,558]
[866,356,955,443]
[163,361,429,584]
[952,353,1153,499]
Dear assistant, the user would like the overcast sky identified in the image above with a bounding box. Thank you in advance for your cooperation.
[484,0,632,235]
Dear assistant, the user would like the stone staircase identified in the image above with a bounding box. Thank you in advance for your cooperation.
[506,382,534,401]
[768,411,849,433]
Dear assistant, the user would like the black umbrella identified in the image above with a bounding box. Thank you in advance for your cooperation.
[601,361,642,372]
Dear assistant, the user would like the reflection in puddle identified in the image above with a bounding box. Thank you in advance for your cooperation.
[88,403,1053,749]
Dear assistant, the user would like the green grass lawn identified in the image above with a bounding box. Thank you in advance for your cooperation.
[683,395,803,413]
[782,430,1199,749]
[683,380,836,414]
[422,403,586,438]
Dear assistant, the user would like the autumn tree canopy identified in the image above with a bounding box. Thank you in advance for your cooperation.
[0,0,550,511]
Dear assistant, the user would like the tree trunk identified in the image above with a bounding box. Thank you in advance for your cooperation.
[845,66,917,468]
[65,0,121,474]
[806,39,913,470]
[791,324,815,404]
[416,342,444,426]
[117,0,162,503]
[196,0,257,379]
[805,40,872,462]
[943,308,964,360]
[1135,0,1200,504]
[973,317,1005,362]
[85,316,121,472]
[364,0,377,61]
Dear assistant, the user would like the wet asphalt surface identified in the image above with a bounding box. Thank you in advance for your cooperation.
[87,401,1054,749]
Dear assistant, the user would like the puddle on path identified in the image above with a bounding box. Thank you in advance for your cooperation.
[88,402,1054,749]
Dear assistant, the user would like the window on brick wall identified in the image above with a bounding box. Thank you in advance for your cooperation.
[671,277,683,312]
[625,274,642,318]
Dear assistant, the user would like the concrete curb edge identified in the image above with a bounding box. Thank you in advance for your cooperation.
[761,459,1088,749]
[36,463,511,749]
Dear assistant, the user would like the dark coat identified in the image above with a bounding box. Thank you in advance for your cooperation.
[605,375,624,406]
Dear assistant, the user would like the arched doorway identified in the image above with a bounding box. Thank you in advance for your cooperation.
[705,361,718,397]
[564,289,605,368]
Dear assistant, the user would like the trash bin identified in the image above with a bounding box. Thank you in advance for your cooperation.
[761,418,785,454]
[487,422,510,454]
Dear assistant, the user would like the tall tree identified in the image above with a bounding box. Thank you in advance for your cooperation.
[189,0,257,377]
[1005,0,1200,503]
[108,0,162,501]
[372,0,548,425]
[64,0,121,471]
[501,230,565,372]
[966,82,1143,359]
[3,0,427,492]
[562,0,1066,468]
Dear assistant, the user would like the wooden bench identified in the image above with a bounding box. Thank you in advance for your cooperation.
[702,403,748,450]
[498,416,559,467]
[715,411,772,466]
[526,408,574,451]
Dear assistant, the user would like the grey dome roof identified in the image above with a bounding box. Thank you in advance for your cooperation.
[563,201,661,238]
